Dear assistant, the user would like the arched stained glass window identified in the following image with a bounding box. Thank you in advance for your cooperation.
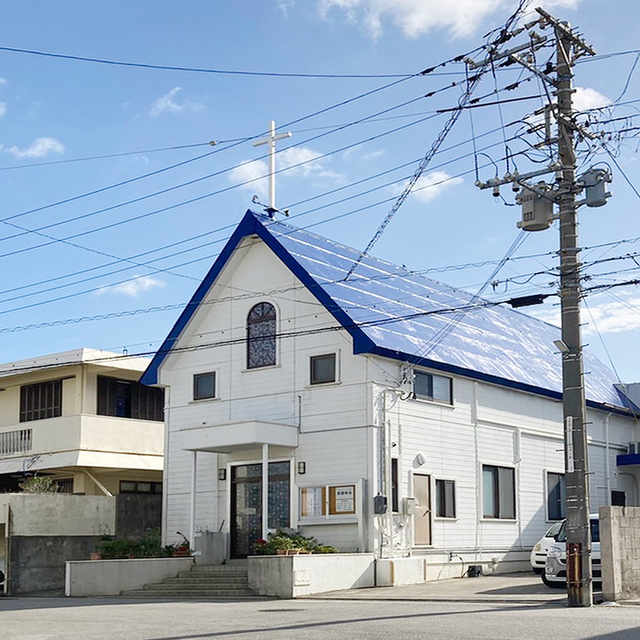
[247,302,277,369]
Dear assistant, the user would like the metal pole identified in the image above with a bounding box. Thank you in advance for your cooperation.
[262,443,269,542]
[189,450,197,552]
[555,22,593,607]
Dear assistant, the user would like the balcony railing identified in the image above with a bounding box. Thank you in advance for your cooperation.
[0,428,33,456]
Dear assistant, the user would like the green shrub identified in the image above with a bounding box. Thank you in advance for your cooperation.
[252,529,339,555]
[97,528,174,559]
[19,475,59,493]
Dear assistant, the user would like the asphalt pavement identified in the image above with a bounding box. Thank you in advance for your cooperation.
[2,573,640,640]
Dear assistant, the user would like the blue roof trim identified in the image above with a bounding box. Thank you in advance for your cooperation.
[250,218,379,355]
[144,210,628,414]
[141,211,262,385]
[142,210,377,385]
[364,344,633,416]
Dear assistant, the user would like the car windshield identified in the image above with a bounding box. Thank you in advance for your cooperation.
[556,518,599,543]
[545,521,563,538]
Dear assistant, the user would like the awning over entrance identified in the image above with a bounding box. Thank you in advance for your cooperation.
[180,420,298,453]
[617,453,640,467]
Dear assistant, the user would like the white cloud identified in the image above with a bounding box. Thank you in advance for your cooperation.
[573,86,611,113]
[229,145,336,195]
[229,158,269,196]
[278,0,295,16]
[7,137,65,158]
[279,147,324,177]
[97,275,166,297]
[150,87,203,117]
[408,171,463,203]
[318,0,582,39]
[527,293,640,336]
[582,296,640,336]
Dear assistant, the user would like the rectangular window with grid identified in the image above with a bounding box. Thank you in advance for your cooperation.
[20,380,62,422]
[435,479,456,518]
[482,465,515,519]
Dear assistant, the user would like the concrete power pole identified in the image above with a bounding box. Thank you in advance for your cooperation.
[471,8,601,607]
[547,9,595,608]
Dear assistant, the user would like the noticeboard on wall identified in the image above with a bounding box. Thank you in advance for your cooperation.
[300,487,326,517]
[299,484,356,517]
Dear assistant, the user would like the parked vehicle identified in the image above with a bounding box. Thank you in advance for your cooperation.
[530,521,563,574]
[542,514,601,588]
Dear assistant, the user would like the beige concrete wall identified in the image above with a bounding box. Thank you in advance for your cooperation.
[601,505,640,601]
[248,554,375,598]
[65,557,193,596]
[7,494,115,536]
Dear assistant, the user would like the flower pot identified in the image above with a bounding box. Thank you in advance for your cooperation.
[173,548,191,557]
[90,552,102,561]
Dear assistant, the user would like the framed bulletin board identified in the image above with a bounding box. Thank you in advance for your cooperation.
[300,484,357,518]
[300,487,326,517]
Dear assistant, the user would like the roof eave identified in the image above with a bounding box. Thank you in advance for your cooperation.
[361,344,634,417]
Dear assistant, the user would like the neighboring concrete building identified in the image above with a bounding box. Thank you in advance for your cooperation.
[0,348,164,495]
[142,210,640,575]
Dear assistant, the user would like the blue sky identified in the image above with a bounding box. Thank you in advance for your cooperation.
[1,0,639,382]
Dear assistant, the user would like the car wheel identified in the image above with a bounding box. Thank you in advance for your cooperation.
[533,567,543,575]
[541,573,565,588]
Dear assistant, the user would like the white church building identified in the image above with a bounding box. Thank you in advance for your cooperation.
[142,209,640,573]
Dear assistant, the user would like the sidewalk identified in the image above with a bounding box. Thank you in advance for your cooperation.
[303,572,601,606]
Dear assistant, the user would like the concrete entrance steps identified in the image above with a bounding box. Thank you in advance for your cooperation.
[120,562,256,599]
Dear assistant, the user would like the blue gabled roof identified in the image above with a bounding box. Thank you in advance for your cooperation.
[142,210,629,412]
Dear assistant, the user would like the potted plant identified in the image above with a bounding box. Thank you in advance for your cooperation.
[173,531,191,557]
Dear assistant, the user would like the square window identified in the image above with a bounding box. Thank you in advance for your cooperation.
[310,354,336,385]
[435,479,456,518]
[413,371,452,404]
[194,372,216,400]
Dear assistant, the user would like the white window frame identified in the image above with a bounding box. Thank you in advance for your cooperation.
[412,369,453,405]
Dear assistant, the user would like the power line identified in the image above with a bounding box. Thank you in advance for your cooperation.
[0,141,226,172]
[0,44,414,78]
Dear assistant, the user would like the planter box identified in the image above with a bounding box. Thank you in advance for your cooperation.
[248,553,375,598]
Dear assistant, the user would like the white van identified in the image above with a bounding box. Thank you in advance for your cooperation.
[542,514,600,587]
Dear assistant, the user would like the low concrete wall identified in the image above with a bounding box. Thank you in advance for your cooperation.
[66,557,194,596]
[9,535,102,595]
[248,554,376,598]
[601,505,640,602]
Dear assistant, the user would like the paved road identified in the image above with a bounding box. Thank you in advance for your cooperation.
[1,574,638,640]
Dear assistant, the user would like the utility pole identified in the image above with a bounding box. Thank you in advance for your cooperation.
[550,9,595,608]
[472,8,604,607]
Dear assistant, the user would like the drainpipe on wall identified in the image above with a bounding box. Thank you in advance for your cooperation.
[472,382,482,562]
[189,451,197,552]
